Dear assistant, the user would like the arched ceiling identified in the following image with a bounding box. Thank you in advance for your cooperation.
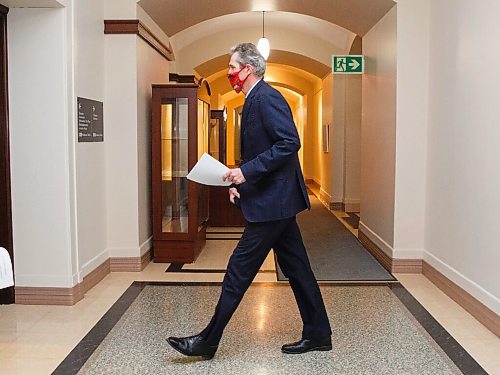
[169,12,355,76]
[138,0,395,37]
[137,0,394,93]
[171,11,355,53]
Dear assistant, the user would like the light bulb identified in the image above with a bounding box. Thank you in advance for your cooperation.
[257,37,270,60]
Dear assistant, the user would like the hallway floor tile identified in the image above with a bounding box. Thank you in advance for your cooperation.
[60,283,472,374]
[0,266,498,374]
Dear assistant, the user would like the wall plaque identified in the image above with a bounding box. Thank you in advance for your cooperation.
[78,97,103,142]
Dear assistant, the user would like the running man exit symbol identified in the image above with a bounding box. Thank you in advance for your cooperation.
[332,55,364,74]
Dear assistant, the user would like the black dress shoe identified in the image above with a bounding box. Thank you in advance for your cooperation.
[281,336,332,354]
[167,334,218,360]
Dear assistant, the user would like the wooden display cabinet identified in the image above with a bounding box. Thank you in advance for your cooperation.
[151,80,211,262]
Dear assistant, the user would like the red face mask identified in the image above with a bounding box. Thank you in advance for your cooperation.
[227,66,250,93]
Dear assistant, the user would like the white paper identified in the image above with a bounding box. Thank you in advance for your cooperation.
[186,153,232,186]
[0,247,14,289]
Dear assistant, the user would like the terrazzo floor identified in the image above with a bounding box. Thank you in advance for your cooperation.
[1,268,499,374]
[75,284,464,375]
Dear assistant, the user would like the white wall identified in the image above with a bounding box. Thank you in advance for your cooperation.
[317,38,362,211]
[136,4,170,249]
[8,8,77,287]
[74,0,108,277]
[312,70,349,208]
[104,34,140,258]
[302,93,315,181]
[360,6,397,247]
[344,38,362,212]
[311,80,322,185]
[423,0,500,313]
[104,3,172,258]
[320,74,334,201]
[393,0,429,259]
[104,0,136,19]
[136,37,169,249]
[332,74,346,205]
[344,73,362,212]
[294,95,306,166]
[394,0,499,313]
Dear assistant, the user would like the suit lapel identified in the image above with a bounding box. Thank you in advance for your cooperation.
[241,80,264,135]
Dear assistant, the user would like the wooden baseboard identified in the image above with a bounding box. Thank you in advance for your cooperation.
[81,259,111,295]
[330,202,345,211]
[317,190,343,211]
[305,179,320,189]
[318,189,330,206]
[392,259,423,273]
[345,202,360,212]
[110,250,152,272]
[423,261,500,338]
[15,252,152,305]
[358,230,393,272]
[358,229,422,273]
[306,180,356,212]
[15,285,83,306]
[141,249,152,269]
[15,258,111,306]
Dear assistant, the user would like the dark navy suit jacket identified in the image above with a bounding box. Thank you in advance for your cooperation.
[236,80,310,222]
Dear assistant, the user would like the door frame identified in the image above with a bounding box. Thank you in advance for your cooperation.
[0,3,14,304]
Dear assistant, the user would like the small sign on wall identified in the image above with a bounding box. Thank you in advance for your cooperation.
[332,55,364,74]
[78,97,103,142]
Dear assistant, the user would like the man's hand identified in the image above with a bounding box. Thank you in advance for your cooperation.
[228,187,240,204]
[223,168,246,185]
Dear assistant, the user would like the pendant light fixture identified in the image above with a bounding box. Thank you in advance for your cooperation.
[257,11,270,60]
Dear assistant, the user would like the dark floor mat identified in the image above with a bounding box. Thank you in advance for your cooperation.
[275,196,395,281]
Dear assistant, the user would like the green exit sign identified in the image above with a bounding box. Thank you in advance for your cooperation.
[332,55,364,74]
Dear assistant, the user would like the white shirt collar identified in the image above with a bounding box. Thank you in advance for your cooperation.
[245,79,261,97]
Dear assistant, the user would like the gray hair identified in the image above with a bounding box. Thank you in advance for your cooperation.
[229,43,266,78]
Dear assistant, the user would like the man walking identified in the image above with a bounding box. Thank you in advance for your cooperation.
[167,43,331,360]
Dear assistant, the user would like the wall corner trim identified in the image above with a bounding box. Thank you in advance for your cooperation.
[358,223,422,274]
[104,19,174,61]
[110,251,152,272]
[358,221,393,257]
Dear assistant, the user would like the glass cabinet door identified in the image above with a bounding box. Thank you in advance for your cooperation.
[152,81,211,263]
[197,99,210,159]
[161,98,189,233]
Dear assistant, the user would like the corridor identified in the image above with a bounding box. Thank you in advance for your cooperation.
[1,0,499,374]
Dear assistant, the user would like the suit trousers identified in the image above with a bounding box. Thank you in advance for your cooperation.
[200,216,332,346]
